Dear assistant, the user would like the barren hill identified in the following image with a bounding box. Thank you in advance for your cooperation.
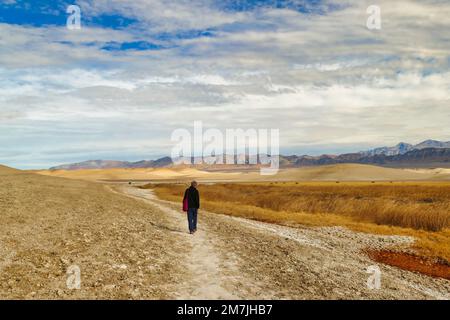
[0,165,20,175]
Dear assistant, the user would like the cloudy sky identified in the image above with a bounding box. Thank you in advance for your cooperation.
[0,0,449,169]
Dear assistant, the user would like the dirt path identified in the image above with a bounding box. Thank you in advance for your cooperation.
[115,186,266,299]
[118,185,450,300]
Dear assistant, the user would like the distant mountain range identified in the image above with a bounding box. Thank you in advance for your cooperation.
[281,147,450,168]
[50,157,173,170]
[360,140,450,157]
[281,140,450,168]
[49,140,450,170]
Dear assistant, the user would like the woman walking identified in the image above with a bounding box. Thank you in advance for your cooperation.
[183,181,200,234]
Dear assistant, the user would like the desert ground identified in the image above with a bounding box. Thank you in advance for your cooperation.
[1,164,449,299]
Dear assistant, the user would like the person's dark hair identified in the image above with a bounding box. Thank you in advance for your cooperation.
[191,181,198,187]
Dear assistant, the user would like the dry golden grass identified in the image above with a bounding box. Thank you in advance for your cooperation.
[147,182,450,262]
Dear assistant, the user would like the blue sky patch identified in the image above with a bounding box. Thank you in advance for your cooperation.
[0,0,68,27]
[0,0,138,29]
[215,0,336,14]
[155,29,216,42]
[101,41,166,52]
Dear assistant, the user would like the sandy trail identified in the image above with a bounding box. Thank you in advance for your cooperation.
[118,185,450,300]
[118,186,239,299]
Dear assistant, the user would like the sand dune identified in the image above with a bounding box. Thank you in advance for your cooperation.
[268,164,448,181]
[36,163,450,182]
[35,167,214,182]
[404,168,450,180]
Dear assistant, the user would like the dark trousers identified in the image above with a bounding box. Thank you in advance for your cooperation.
[187,208,198,232]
